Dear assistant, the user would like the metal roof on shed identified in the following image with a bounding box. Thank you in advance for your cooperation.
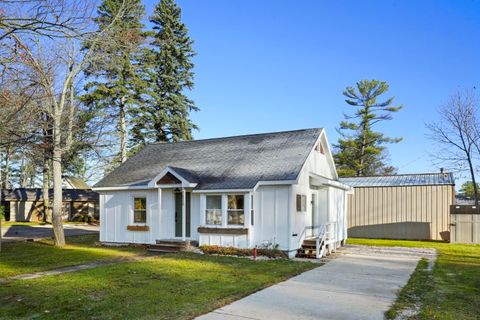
[339,173,455,187]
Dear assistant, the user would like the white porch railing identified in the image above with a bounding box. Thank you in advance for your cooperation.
[301,221,338,258]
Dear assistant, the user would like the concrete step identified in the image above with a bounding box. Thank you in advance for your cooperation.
[154,242,187,248]
[147,245,181,253]
[155,239,197,247]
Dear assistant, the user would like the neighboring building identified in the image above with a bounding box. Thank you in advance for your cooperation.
[63,175,92,189]
[1,177,99,222]
[340,173,455,241]
[93,128,352,258]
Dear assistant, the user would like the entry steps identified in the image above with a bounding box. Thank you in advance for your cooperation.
[147,239,197,253]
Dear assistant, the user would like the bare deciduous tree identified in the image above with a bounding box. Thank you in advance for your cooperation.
[1,0,129,247]
[427,90,479,205]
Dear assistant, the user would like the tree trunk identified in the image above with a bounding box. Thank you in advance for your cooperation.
[65,84,75,150]
[51,107,65,246]
[467,154,479,205]
[0,148,2,252]
[3,146,11,189]
[358,108,370,176]
[119,98,127,163]
[42,156,51,222]
[0,148,3,189]
[19,157,26,188]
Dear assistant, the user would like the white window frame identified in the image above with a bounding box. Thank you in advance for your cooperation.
[227,194,245,227]
[201,193,250,228]
[205,194,223,226]
[130,194,148,225]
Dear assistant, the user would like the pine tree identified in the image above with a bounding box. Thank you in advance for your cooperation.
[334,80,402,177]
[82,0,146,163]
[131,0,198,144]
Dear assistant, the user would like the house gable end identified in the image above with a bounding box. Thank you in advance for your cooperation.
[156,172,182,185]
[297,129,339,181]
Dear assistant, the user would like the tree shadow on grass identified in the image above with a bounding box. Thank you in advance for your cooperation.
[0,235,143,278]
[0,253,315,320]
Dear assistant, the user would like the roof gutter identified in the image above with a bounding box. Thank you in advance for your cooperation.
[92,186,152,191]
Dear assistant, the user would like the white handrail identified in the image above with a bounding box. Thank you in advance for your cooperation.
[299,221,338,258]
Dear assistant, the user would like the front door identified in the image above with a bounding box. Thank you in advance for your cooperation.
[311,192,316,237]
[175,192,191,238]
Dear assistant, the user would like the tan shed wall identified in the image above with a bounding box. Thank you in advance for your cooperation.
[347,185,455,241]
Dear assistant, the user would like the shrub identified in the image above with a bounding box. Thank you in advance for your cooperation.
[199,245,287,259]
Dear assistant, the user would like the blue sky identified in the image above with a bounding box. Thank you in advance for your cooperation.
[144,0,480,179]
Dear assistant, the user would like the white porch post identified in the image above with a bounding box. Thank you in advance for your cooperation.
[245,192,251,247]
[157,187,162,238]
[181,187,186,241]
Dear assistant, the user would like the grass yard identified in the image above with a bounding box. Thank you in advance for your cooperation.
[348,238,480,320]
[0,251,315,319]
[0,235,144,278]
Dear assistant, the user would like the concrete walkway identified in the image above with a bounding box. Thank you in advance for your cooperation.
[197,245,436,320]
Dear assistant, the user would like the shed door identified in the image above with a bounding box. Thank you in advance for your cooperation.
[451,214,480,243]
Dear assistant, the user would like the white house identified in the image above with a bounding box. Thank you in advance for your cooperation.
[93,128,352,258]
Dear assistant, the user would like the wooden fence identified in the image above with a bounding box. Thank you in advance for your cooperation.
[450,205,480,244]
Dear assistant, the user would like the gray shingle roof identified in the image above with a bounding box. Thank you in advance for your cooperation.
[94,128,323,190]
[339,173,455,187]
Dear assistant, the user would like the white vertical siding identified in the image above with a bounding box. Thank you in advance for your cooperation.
[253,186,290,250]
[99,189,202,244]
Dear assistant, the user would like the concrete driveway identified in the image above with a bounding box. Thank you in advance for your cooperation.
[197,245,436,320]
[1,224,99,241]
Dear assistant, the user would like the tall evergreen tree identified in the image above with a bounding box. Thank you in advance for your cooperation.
[131,0,198,144]
[82,0,146,163]
[334,80,402,177]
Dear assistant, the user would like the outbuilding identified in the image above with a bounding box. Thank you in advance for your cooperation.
[340,173,455,241]
[93,128,352,258]
[1,188,99,222]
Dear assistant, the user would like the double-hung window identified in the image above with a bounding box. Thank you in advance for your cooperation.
[206,195,222,225]
[228,195,244,226]
[133,197,147,223]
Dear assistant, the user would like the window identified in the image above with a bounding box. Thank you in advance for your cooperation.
[206,195,222,225]
[250,194,254,226]
[133,197,147,223]
[228,195,244,225]
[296,194,307,212]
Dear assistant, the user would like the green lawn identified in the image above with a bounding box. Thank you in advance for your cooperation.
[0,251,315,319]
[0,235,144,278]
[348,238,480,320]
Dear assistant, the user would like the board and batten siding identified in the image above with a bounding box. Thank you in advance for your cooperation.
[347,184,455,241]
